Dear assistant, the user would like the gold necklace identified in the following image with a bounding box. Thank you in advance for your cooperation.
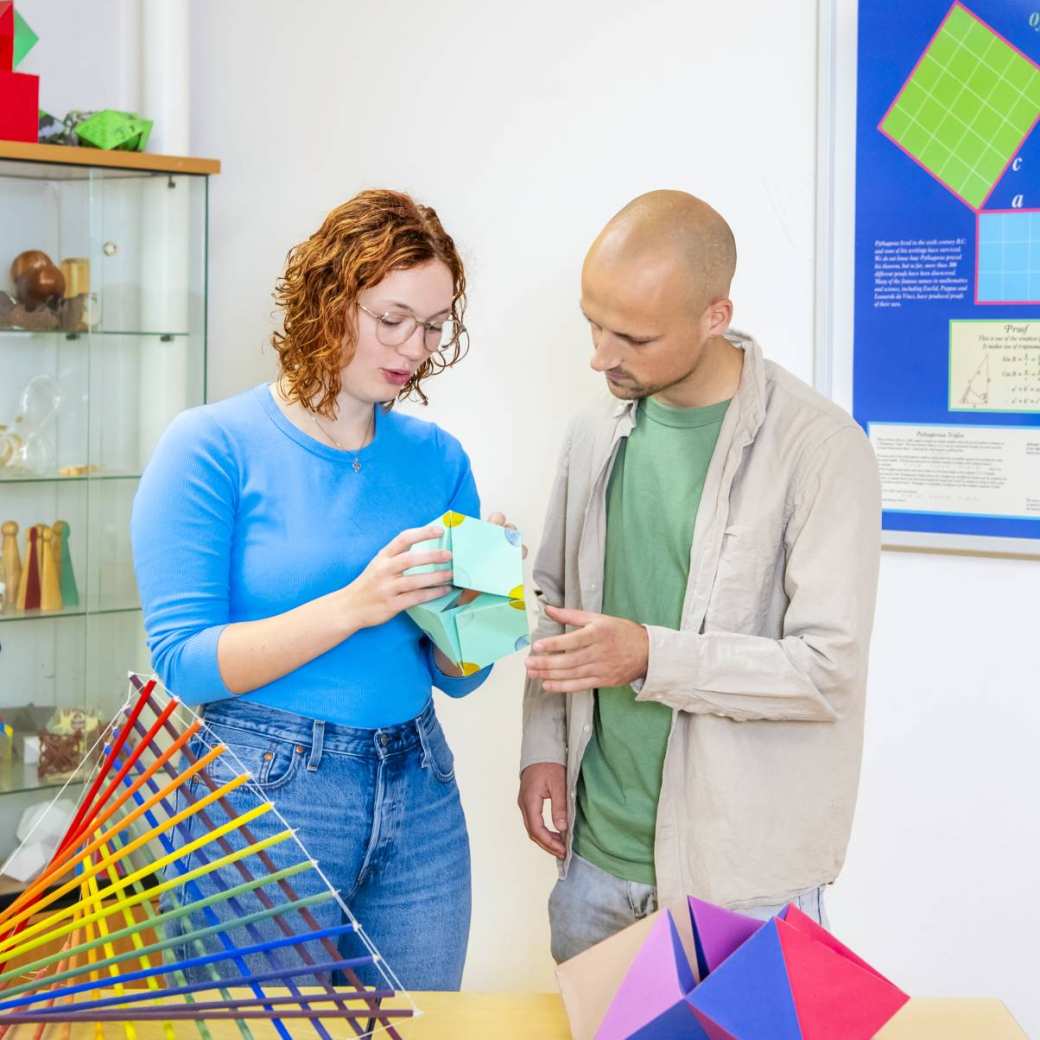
[311,408,374,473]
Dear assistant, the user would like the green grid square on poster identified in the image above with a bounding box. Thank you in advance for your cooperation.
[918,94,947,128]
[915,57,944,91]
[993,121,1025,155]
[976,148,1007,182]
[920,138,951,171]
[971,104,1002,138]
[967,61,999,96]
[934,69,964,100]
[899,121,932,156]
[964,20,995,55]
[935,114,964,151]
[943,154,972,187]
[945,5,974,38]
[899,80,929,115]
[884,106,912,140]
[1005,52,1034,90]
[956,90,984,123]
[989,78,1020,115]
[881,4,1040,209]
[948,44,979,82]
[1009,95,1037,131]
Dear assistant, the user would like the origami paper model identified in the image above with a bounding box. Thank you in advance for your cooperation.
[595,911,701,1040]
[0,2,38,143]
[406,511,528,673]
[74,109,153,152]
[12,8,35,66]
[0,674,416,1039]
[563,896,909,1040]
[557,901,699,1040]
[688,896,762,979]
[686,904,909,1040]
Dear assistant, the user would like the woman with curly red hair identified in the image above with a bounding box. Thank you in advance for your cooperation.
[131,190,508,989]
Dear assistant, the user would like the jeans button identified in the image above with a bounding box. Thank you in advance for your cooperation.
[378,733,389,748]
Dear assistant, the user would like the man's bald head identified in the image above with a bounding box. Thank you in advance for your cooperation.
[585,190,737,310]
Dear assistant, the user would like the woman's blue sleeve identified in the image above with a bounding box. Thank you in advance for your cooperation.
[130,409,236,704]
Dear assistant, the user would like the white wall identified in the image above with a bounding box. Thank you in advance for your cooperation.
[19,0,1039,1033]
[17,0,139,119]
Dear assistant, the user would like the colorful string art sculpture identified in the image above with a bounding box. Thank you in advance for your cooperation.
[0,675,416,1038]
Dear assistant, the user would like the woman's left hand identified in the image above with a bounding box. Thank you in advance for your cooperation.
[434,511,527,676]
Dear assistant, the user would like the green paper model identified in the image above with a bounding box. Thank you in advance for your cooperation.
[13,11,37,68]
[75,110,154,152]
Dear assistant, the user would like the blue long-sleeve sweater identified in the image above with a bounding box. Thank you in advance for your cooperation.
[130,383,491,727]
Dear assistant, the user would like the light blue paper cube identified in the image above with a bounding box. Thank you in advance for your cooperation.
[406,511,528,672]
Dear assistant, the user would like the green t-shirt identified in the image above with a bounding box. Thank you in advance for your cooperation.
[573,395,730,885]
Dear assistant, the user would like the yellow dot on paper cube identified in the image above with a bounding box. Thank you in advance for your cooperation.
[461,662,481,676]
[508,586,525,605]
[442,511,466,527]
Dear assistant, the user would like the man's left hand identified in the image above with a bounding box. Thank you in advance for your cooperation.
[524,606,649,693]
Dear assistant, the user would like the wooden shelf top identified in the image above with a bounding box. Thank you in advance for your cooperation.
[0,140,220,175]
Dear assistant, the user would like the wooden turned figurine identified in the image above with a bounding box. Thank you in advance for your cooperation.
[16,525,42,611]
[0,521,20,613]
[40,526,62,612]
[52,520,78,607]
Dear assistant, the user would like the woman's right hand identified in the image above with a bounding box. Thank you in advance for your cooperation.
[342,524,454,631]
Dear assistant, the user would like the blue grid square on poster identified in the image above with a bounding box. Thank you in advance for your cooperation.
[977,210,1040,301]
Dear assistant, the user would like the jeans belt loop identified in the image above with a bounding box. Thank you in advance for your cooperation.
[307,719,325,772]
[415,714,432,770]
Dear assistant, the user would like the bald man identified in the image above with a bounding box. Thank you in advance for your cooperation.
[519,191,881,962]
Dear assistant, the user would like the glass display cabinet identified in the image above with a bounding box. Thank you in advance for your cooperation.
[0,142,218,866]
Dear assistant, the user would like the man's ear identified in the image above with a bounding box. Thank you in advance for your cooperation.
[704,297,733,338]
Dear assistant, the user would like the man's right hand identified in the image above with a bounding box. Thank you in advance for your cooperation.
[518,762,568,859]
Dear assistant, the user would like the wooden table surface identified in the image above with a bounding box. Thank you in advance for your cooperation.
[0,991,1023,1038]
[395,992,1027,1038]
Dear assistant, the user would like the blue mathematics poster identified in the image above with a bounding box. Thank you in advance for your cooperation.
[855,0,1040,553]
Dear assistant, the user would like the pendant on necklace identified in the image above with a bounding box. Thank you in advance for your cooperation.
[352,459,362,473]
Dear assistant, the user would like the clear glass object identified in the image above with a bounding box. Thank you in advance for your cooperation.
[0,152,211,838]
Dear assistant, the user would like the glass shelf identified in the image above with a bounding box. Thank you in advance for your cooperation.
[0,606,141,625]
[0,758,85,798]
[0,472,141,485]
[0,149,210,861]
[0,329,189,339]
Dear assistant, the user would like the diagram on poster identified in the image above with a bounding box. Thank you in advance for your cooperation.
[976,209,1040,302]
[879,3,1040,211]
[854,0,1040,552]
[949,319,1040,412]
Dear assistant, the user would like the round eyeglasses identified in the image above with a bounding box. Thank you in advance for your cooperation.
[358,303,465,355]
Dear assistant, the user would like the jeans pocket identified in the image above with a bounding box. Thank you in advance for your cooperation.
[419,714,456,784]
[203,723,302,792]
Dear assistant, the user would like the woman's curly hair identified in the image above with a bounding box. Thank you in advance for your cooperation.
[272,189,468,416]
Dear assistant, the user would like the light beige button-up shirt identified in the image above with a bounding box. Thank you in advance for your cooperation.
[520,331,882,909]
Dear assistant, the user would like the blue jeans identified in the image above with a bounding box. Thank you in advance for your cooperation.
[549,853,829,964]
[165,697,471,990]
